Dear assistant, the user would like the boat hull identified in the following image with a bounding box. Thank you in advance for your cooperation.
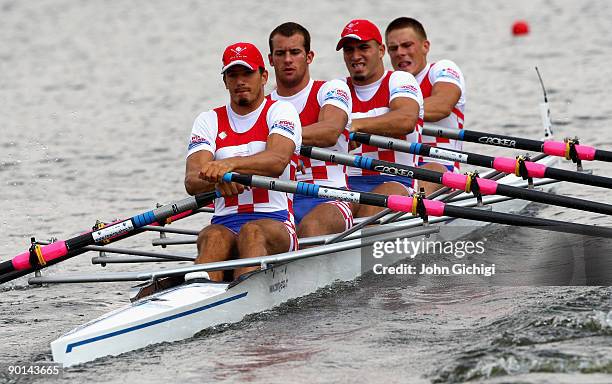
[52,157,559,366]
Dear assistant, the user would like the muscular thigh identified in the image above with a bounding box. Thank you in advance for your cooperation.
[298,202,347,237]
[197,224,237,262]
[237,219,291,254]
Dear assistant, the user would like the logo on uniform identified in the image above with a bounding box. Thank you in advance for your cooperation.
[440,67,460,81]
[218,131,227,140]
[324,89,350,108]
[188,134,211,151]
[271,120,296,135]
[392,84,419,97]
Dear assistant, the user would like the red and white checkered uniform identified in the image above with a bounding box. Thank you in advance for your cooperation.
[416,61,466,171]
[346,71,424,176]
[270,79,351,189]
[187,99,302,226]
[270,79,354,229]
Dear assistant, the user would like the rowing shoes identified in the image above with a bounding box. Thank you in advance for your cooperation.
[223,173,612,239]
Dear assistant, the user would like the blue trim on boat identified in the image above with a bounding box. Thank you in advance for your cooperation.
[65,291,248,353]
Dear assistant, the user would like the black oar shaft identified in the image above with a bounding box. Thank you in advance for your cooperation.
[421,126,543,151]
[495,184,612,215]
[351,131,496,168]
[302,146,612,216]
[596,149,612,162]
[443,205,612,238]
[422,126,612,165]
[458,129,544,152]
[0,191,218,284]
[352,132,612,190]
[544,168,612,189]
[225,173,612,239]
[301,146,441,184]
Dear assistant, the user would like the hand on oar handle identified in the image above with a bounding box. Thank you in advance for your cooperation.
[199,159,236,183]
[214,181,245,197]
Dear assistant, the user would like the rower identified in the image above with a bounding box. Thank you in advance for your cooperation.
[185,42,302,281]
[267,22,354,238]
[336,19,424,217]
[385,17,466,196]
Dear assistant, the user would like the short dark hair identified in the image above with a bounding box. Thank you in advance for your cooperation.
[385,17,427,40]
[268,22,311,54]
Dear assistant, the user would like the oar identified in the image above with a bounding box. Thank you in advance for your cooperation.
[350,132,612,190]
[420,125,612,163]
[0,191,219,284]
[223,173,612,239]
[301,146,612,217]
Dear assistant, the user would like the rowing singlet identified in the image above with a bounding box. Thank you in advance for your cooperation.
[416,60,466,170]
[187,99,302,219]
[346,71,424,176]
[269,79,352,188]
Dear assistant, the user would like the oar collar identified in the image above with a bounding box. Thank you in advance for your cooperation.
[28,238,46,269]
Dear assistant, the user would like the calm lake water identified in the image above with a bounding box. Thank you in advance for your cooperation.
[1,0,612,383]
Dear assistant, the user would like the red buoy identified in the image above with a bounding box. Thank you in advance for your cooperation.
[512,20,530,36]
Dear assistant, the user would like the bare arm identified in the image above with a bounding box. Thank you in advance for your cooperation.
[185,150,216,195]
[229,134,296,176]
[351,97,419,138]
[199,133,296,183]
[424,82,462,122]
[185,150,246,197]
[301,104,348,147]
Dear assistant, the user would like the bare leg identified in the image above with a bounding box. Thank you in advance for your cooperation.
[419,162,450,197]
[196,224,237,282]
[355,181,411,218]
[235,219,292,279]
[298,203,349,241]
